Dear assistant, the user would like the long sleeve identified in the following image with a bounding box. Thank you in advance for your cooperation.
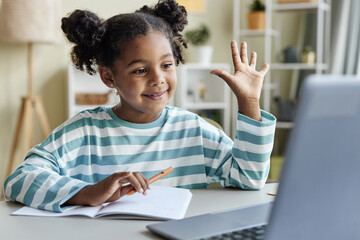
[203,110,276,190]
[4,108,124,212]
[4,144,90,212]
[3,110,101,213]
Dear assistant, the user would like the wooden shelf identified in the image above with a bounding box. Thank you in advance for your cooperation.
[270,63,328,70]
[237,29,279,37]
[179,63,230,70]
[272,2,330,11]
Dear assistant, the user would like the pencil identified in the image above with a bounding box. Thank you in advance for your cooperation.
[126,166,173,195]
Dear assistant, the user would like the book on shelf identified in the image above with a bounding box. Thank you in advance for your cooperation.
[11,186,192,220]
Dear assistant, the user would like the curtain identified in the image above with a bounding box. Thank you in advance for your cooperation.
[330,0,360,75]
[295,0,360,98]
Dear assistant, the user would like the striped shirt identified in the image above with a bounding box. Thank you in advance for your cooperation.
[4,106,276,212]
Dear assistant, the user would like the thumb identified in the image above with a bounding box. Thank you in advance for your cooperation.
[210,69,237,89]
[120,185,134,197]
[259,63,270,75]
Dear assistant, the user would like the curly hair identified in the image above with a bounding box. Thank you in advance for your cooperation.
[61,0,188,75]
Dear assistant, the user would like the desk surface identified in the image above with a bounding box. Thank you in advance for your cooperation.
[0,183,277,240]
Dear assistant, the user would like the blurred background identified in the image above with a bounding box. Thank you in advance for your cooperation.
[0,0,358,193]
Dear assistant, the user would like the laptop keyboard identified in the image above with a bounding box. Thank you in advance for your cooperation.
[201,224,267,240]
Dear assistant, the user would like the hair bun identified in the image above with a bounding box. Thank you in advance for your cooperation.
[61,10,106,74]
[153,0,188,33]
[61,10,105,48]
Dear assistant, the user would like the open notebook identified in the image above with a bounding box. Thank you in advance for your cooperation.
[12,186,192,220]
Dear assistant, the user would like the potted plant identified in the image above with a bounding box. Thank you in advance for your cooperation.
[185,24,212,64]
[301,45,315,64]
[247,0,266,30]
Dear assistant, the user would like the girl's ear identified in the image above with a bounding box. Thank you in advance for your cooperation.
[99,66,115,88]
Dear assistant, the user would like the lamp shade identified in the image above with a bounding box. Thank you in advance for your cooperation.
[0,0,59,43]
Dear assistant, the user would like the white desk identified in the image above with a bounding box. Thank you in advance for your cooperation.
[0,183,277,240]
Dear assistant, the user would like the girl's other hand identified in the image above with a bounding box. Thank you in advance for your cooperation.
[64,171,150,207]
[211,41,269,121]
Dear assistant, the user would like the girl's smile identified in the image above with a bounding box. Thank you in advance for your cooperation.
[142,90,168,101]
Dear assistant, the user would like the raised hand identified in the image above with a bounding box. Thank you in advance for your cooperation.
[211,41,269,121]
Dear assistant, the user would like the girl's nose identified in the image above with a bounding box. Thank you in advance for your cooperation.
[149,70,165,87]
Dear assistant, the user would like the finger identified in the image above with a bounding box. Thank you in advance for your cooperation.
[143,174,150,189]
[114,171,132,181]
[210,69,237,90]
[103,172,132,203]
[108,181,135,201]
[210,69,233,84]
[120,185,134,197]
[249,52,257,68]
[240,42,248,64]
[127,173,145,194]
[133,172,149,194]
[106,188,122,202]
[105,172,131,194]
[259,63,270,75]
[230,40,242,71]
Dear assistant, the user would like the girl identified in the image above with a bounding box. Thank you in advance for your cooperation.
[4,0,276,212]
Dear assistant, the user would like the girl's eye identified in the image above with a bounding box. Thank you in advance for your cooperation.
[162,63,173,69]
[133,68,147,74]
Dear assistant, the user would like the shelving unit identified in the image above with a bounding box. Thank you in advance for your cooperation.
[233,0,331,129]
[271,0,331,130]
[233,0,331,180]
[175,63,231,135]
[67,65,118,118]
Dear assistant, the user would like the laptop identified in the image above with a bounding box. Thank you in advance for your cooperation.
[147,74,360,240]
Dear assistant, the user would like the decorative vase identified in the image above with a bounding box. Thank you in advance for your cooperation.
[247,11,266,30]
[194,45,213,65]
[282,46,300,63]
[301,51,315,64]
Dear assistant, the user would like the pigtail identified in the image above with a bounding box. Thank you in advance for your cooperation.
[138,0,188,65]
[61,10,106,75]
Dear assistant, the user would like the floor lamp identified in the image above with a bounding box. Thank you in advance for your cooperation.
[0,0,59,177]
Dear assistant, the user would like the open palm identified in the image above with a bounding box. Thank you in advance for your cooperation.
[211,41,269,120]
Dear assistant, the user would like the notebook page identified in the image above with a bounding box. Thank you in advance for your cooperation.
[12,205,101,218]
[96,186,192,220]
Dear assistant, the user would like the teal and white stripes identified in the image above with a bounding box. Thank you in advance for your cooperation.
[4,106,276,212]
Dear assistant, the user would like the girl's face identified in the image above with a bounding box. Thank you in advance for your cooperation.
[111,30,177,123]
